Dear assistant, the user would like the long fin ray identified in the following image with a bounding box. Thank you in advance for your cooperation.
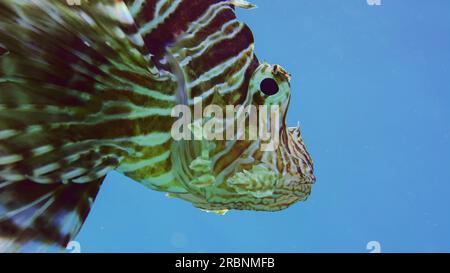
[0,176,104,252]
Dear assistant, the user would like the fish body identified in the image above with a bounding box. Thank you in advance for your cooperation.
[0,0,314,252]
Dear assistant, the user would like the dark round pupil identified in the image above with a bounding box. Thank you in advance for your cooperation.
[260,78,279,96]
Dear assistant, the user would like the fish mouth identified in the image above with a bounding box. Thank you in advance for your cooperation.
[280,124,315,182]
[274,169,315,201]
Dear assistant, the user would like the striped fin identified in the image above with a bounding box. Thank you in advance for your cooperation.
[0,176,104,252]
[0,0,176,251]
[0,0,175,181]
[115,0,261,111]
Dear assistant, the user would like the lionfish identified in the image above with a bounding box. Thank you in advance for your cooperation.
[0,0,315,252]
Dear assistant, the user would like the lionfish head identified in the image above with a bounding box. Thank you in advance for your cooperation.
[220,62,315,211]
[171,62,315,212]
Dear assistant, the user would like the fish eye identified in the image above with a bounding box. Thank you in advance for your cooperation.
[260,78,279,96]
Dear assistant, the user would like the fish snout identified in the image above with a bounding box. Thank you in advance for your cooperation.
[284,125,315,185]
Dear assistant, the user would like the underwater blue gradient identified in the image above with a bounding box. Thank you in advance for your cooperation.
[76,0,450,252]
